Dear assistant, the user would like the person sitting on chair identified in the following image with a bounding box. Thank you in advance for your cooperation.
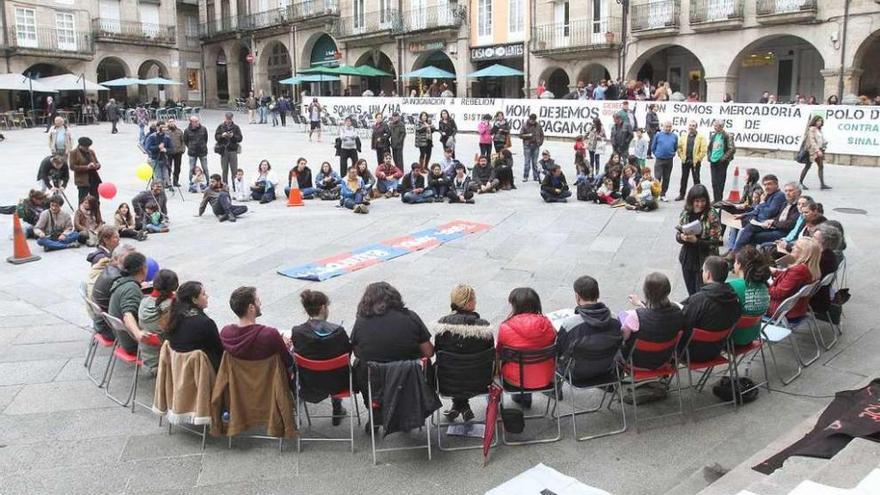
[107,252,149,355]
[679,256,742,362]
[291,290,352,426]
[220,286,294,380]
[434,284,494,422]
[620,272,684,368]
[767,237,821,320]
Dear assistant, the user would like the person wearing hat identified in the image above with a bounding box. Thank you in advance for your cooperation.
[69,136,103,222]
[446,162,474,204]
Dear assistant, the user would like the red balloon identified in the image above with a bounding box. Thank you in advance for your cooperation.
[97,182,117,200]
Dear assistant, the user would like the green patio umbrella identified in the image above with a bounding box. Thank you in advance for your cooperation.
[279,75,341,84]
[401,66,456,79]
[354,65,393,77]
[298,65,360,77]
[467,64,525,78]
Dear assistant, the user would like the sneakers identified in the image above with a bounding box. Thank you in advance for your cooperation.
[674,196,684,201]
[660,195,668,202]
[218,214,228,222]
[460,405,475,423]
[800,183,809,191]
[227,214,237,223]
[820,184,832,190]
[353,204,369,214]
[443,407,460,422]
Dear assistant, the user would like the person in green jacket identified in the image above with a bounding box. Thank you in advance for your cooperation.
[728,246,771,345]
[108,252,148,354]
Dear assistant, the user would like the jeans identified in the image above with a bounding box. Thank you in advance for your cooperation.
[654,157,674,197]
[540,190,572,203]
[251,185,276,203]
[212,191,247,218]
[151,156,170,185]
[403,189,435,204]
[259,106,268,123]
[733,224,786,251]
[339,148,358,176]
[144,224,167,233]
[679,161,701,197]
[430,185,448,199]
[284,186,318,199]
[279,112,287,127]
[271,112,279,127]
[447,189,474,203]
[188,155,209,182]
[588,151,601,175]
[377,179,398,194]
[138,124,146,145]
[341,191,365,209]
[37,231,80,251]
[710,161,729,203]
[111,119,118,134]
[220,152,239,189]
[523,145,540,180]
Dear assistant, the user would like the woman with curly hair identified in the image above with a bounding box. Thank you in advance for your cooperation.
[677,184,722,295]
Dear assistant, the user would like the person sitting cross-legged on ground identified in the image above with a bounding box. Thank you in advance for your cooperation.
[733,181,802,252]
[355,159,377,199]
[494,150,516,190]
[400,162,435,204]
[221,286,294,383]
[433,284,494,422]
[375,153,403,198]
[471,154,499,194]
[114,203,147,241]
[767,237,821,320]
[427,163,449,201]
[497,287,556,409]
[620,273,685,367]
[285,157,318,200]
[166,281,224,371]
[198,174,248,223]
[250,159,278,203]
[728,246,771,346]
[540,163,572,203]
[142,202,170,233]
[291,290,352,426]
[86,225,120,266]
[34,195,80,251]
[679,256,742,362]
[340,166,370,214]
[446,163,475,204]
[138,269,178,375]
[556,275,623,388]
[315,161,341,199]
[108,252,149,355]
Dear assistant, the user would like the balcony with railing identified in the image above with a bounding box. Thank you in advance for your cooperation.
[756,0,817,24]
[289,0,340,22]
[92,19,176,46]
[689,0,743,31]
[335,9,402,39]
[200,0,340,39]
[6,27,94,59]
[199,14,245,38]
[630,0,680,37]
[401,4,463,34]
[531,17,622,57]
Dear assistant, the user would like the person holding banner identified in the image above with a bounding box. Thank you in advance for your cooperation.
[799,115,831,191]
[707,120,736,203]
[645,105,660,159]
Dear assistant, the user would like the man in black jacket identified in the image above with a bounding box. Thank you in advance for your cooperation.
[470,155,498,194]
[556,275,622,385]
[37,154,69,193]
[610,113,633,161]
[214,112,242,189]
[540,164,572,203]
[389,112,406,170]
[184,115,210,183]
[680,256,742,362]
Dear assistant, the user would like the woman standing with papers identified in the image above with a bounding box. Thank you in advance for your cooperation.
[676,184,722,295]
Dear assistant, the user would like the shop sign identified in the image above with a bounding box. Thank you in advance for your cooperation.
[470,43,524,61]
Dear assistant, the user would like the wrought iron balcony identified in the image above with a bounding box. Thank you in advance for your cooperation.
[243,7,291,30]
[200,0,340,39]
[6,27,94,59]
[531,17,622,57]
[199,14,245,38]
[289,0,340,21]
[93,19,176,46]
[401,4,463,33]
[756,0,817,24]
[630,0,680,36]
[689,0,743,30]
[335,9,402,39]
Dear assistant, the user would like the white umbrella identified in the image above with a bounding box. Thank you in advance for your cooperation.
[141,77,181,86]
[37,74,108,91]
[0,73,58,93]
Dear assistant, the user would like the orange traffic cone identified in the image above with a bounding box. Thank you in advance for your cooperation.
[7,212,40,265]
[727,166,741,202]
[286,187,304,207]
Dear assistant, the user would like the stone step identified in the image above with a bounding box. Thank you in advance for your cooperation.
[743,455,828,495]
[802,438,880,490]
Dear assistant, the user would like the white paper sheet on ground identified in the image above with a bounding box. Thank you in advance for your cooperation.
[485,463,611,495]
[445,423,485,438]
[547,308,575,331]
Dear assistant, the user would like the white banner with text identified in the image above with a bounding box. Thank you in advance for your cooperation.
[308,97,880,157]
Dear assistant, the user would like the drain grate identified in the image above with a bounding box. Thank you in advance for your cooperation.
[832,208,867,215]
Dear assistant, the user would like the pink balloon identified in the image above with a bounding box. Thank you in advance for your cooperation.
[97,182,117,200]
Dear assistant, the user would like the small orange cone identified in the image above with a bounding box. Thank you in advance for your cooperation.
[727,166,741,202]
[7,212,40,265]
[286,187,304,207]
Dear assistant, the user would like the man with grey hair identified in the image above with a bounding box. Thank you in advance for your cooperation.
[733,180,801,250]
[183,115,209,185]
[707,119,736,202]
[651,120,678,201]
[214,112,242,190]
[675,119,707,201]
[104,98,120,134]
[89,244,137,341]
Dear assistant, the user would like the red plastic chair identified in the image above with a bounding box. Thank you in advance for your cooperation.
[101,312,161,411]
[682,325,737,416]
[622,331,684,432]
[79,283,115,387]
[293,352,360,453]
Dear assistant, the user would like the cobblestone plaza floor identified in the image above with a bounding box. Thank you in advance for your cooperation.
[0,111,877,494]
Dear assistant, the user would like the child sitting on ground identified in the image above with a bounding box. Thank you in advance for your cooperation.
[596,177,615,205]
[232,169,249,202]
[627,167,660,211]
[189,166,207,193]
[142,202,170,233]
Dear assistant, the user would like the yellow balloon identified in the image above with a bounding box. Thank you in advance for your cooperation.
[135,163,153,181]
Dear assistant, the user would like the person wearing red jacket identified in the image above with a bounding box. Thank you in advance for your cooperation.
[768,238,821,319]
[374,152,403,197]
[496,287,556,408]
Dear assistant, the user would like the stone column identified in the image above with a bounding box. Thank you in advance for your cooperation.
[704,75,738,102]
[821,67,863,100]
[454,38,468,98]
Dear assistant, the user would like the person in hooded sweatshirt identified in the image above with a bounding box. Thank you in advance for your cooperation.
[220,286,294,381]
[496,287,556,409]
[291,290,351,426]
[433,284,494,422]
[679,256,742,363]
[556,276,622,385]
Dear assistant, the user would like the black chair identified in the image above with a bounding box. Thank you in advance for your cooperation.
[433,348,496,451]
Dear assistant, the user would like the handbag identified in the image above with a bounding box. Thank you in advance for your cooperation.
[795,143,810,164]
